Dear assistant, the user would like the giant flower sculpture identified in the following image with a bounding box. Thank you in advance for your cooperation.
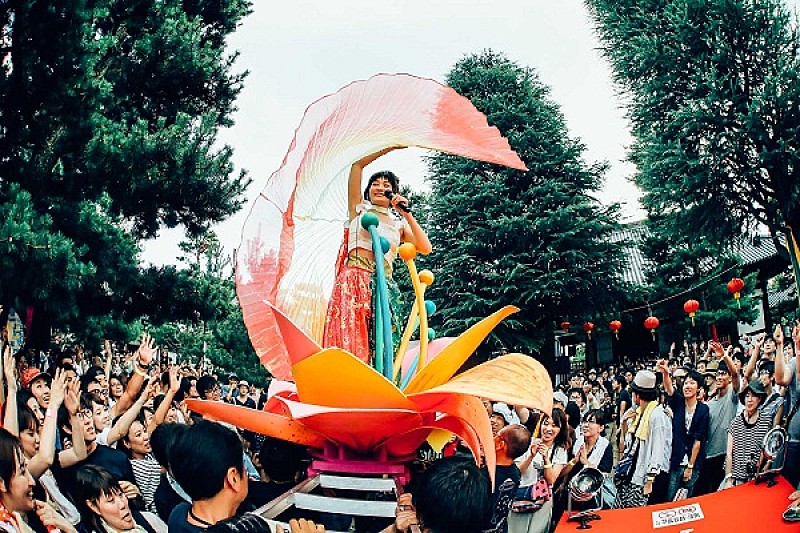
[187,304,552,481]
[186,74,553,480]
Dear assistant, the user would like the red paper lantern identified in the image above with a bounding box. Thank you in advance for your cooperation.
[560,321,571,333]
[644,316,660,340]
[727,277,744,307]
[609,320,622,339]
[583,322,595,339]
[683,299,700,326]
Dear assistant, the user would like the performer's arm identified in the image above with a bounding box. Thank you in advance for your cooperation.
[348,147,404,219]
[399,208,432,255]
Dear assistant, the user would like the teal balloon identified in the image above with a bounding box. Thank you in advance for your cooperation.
[361,212,379,229]
[379,236,390,254]
[424,300,436,316]
[427,328,436,341]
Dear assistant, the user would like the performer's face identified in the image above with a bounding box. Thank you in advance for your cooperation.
[369,177,393,206]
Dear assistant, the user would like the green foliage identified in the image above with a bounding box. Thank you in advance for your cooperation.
[586,0,800,253]
[423,50,629,355]
[640,215,759,334]
[146,231,267,385]
[0,0,252,339]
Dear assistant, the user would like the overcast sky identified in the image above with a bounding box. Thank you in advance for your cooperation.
[142,0,642,265]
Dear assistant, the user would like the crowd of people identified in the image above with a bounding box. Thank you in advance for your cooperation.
[470,321,800,533]
[0,319,796,533]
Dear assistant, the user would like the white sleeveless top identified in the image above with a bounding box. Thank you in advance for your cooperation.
[347,202,409,265]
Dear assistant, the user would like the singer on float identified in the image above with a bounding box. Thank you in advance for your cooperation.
[323,147,432,367]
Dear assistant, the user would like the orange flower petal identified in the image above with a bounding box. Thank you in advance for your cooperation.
[185,399,326,448]
[276,397,424,453]
[404,306,519,394]
[292,348,416,410]
[409,392,496,488]
[426,353,553,414]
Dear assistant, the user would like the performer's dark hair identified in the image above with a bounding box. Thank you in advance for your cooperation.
[412,456,490,533]
[363,170,400,200]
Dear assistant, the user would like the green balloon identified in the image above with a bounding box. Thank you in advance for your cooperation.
[379,236,390,254]
[361,212,379,229]
[424,300,436,316]
[427,327,436,341]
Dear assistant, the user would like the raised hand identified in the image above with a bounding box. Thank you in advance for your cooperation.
[64,378,81,416]
[145,378,160,401]
[774,323,785,346]
[49,368,67,408]
[754,332,766,347]
[136,333,157,367]
[168,365,180,393]
[709,341,724,358]
[3,345,16,391]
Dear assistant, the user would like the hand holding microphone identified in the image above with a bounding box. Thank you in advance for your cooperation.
[382,190,411,213]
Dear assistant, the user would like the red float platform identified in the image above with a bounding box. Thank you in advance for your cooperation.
[556,476,797,532]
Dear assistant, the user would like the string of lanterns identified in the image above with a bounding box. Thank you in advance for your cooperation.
[563,277,747,341]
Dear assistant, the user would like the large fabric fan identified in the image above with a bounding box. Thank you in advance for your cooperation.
[237,73,526,381]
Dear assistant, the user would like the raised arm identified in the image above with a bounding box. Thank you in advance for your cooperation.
[103,339,113,384]
[719,347,740,393]
[348,147,404,219]
[775,324,792,386]
[112,334,155,417]
[29,369,66,478]
[148,366,179,435]
[744,333,764,382]
[58,379,87,467]
[2,347,18,435]
[108,380,157,446]
[656,359,673,397]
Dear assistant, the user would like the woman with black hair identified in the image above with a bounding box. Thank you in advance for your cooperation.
[0,428,74,533]
[72,465,165,533]
[323,148,431,366]
[509,409,571,533]
[118,418,160,514]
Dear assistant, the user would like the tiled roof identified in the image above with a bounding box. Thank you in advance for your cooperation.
[609,222,650,286]
[611,222,787,288]
[768,284,797,308]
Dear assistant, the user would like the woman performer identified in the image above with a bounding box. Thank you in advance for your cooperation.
[323,147,431,366]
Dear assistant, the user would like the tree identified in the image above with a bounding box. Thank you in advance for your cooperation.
[638,214,759,342]
[0,0,252,340]
[148,230,268,385]
[586,0,800,302]
[423,50,628,356]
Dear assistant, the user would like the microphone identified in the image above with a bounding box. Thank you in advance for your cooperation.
[382,190,411,213]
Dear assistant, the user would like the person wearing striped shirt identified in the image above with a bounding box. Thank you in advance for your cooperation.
[723,380,772,488]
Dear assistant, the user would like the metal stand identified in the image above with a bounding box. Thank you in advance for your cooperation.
[255,444,420,533]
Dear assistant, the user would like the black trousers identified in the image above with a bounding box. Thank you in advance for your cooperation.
[647,471,670,505]
[783,442,800,488]
[696,454,725,496]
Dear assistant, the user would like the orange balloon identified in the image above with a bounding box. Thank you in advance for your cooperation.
[398,242,417,260]
[418,269,435,285]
